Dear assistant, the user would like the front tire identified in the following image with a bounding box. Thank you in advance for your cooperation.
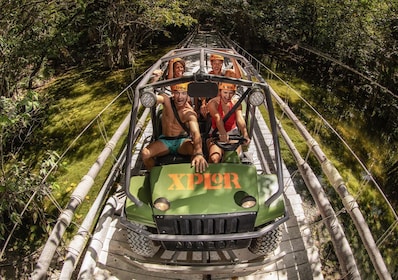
[249,225,283,256]
[126,222,159,257]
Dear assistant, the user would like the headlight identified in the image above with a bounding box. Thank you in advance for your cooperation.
[241,195,257,208]
[140,88,156,108]
[248,87,264,106]
[153,197,170,211]
[235,191,257,208]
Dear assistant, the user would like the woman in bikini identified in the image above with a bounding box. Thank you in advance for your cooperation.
[206,82,250,163]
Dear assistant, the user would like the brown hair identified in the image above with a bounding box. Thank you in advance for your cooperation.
[173,59,186,70]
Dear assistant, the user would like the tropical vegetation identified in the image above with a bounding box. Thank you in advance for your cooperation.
[1,0,397,278]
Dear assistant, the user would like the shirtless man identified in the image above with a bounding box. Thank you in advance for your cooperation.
[141,83,208,173]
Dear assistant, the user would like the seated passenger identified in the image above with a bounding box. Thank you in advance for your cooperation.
[206,83,250,163]
[199,53,241,117]
[141,83,208,172]
[150,57,186,83]
[209,53,241,79]
[168,57,186,79]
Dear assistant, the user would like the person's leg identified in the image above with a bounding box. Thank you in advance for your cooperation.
[207,140,223,163]
[177,139,194,155]
[141,140,169,170]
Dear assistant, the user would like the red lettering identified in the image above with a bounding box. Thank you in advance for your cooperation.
[186,173,203,190]
[229,172,241,189]
[166,172,241,190]
[204,173,223,190]
[223,173,231,189]
[167,174,186,190]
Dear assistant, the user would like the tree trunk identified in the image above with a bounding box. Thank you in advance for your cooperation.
[119,30,132,68]
[28,55,45,89]
[104,49,114,70]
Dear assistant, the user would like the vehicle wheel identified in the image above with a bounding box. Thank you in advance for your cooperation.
[248,225,283,256]
[126,223,159,257]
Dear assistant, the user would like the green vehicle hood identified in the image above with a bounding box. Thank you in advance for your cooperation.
[150,163,258,216]
[125,163,285,227]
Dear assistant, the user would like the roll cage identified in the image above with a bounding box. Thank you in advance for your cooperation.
[124,47,284,209]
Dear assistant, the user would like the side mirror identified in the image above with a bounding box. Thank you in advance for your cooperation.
[188,82,218,98]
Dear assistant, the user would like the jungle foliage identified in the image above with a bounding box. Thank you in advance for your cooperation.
[0,0,397,277]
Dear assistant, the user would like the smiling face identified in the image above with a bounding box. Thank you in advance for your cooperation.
[172,90,189,108]
[219,88,235,104]
[173,61,185,78]
[210,59,223,75]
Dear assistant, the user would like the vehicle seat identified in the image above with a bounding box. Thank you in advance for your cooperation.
[198,114,211,157]
[153,109,163,140]
[155,154,191,166]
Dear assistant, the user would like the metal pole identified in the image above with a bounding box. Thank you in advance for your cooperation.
[278,122,360,279]
[270,86,392,280]
[32,112,132,280]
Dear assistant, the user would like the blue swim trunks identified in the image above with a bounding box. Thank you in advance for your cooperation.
[158,135,189,155]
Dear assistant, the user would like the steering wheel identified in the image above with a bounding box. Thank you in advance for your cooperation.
[211,134,248,151]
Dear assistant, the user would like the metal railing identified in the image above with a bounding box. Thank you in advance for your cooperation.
[223,34,393,279]
[31,75,146,280]
[31,29,395,279]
